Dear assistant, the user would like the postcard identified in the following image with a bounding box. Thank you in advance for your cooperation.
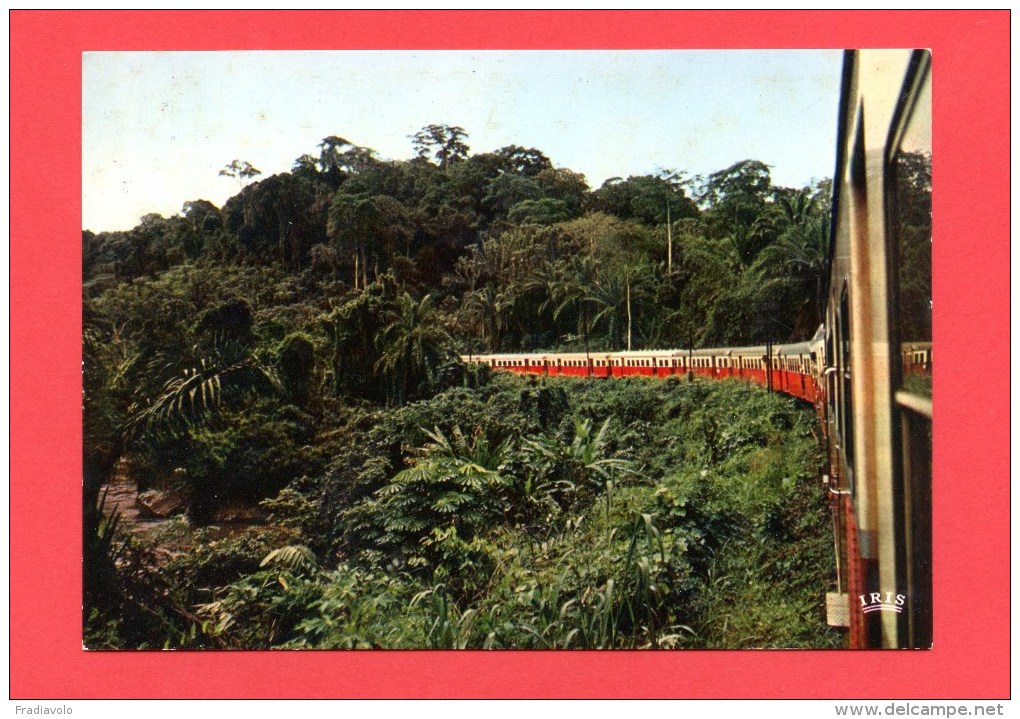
[10,9,1010,701]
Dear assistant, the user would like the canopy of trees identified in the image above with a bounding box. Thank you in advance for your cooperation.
[83,124,847,650]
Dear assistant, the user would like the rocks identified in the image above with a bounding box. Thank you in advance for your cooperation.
[137,488,187,518]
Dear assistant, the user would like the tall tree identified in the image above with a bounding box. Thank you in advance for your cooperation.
[494,145,553,177]
[551,256,599,356]
[315,136,379,188]
[219,159,262,186]
[327,193,411,289]
[411,124,470,172]
[695,159,772,239]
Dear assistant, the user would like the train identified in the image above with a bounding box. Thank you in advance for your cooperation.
[464,338,825,404]
[461,49,932,649]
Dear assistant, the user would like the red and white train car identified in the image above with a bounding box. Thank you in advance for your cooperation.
[464,337,825,405]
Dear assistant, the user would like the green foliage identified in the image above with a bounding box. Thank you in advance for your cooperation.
[261,544,318,572]
[277,333,316,406]
[374,292,455,406]
[82,127,838,650]
[96,373,838,650]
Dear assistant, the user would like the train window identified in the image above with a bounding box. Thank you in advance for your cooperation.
[888,53,933,647]
[892,62,932,401]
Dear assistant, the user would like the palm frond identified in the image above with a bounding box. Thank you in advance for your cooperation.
[128,354,281,440]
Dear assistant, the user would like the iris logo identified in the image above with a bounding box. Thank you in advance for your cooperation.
[858,591,906,614]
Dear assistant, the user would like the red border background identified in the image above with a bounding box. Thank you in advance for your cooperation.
[10,10,1010,699]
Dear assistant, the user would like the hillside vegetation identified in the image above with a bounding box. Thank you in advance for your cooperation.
[83,127,838,649]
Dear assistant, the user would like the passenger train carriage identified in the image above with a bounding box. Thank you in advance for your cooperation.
[466,339,824,405]
[462,49,932,649]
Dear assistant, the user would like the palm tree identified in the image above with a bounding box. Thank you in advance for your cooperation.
[589,273,627,351]
[374,293,455,406]
[463,284,514,352]
[129,341,280,440]
[752,213,830,335]
[590,263,656,351]
[127,343,282,523]
[551,256,599,356]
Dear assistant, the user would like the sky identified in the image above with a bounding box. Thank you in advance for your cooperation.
[82,50,843,233]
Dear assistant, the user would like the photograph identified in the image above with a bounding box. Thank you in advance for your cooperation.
[11,9,1009,701]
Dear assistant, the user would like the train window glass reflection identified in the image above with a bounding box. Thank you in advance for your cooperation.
[889,54,933,646]
[893,64,932,399]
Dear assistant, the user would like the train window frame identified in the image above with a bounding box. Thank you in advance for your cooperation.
[886,51,933,412]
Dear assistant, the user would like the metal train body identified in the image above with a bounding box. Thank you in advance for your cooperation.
[461,50,932,649]
[824,49,932,649]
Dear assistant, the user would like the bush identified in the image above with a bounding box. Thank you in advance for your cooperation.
[106,373,839,650]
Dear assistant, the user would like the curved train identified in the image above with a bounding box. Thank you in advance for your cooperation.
[465,339,825,404]
[462,50,933,649]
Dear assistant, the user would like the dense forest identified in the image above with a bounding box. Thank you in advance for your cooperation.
[83,125,839,648]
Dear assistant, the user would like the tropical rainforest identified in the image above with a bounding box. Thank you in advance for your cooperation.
[83,125,841,649]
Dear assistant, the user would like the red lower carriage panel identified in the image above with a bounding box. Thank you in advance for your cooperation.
[483,359,820,407]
